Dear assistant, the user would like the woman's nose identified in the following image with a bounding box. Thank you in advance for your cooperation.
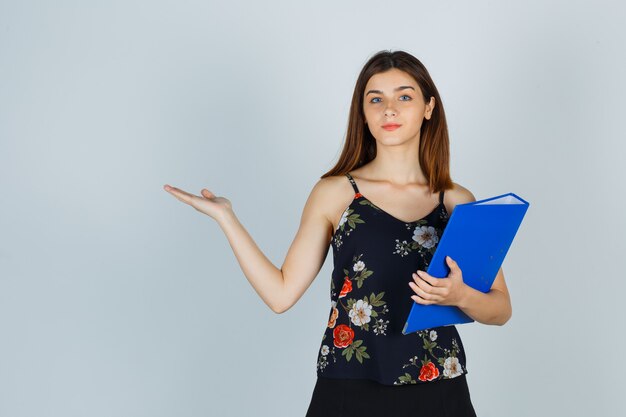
[384,107,397,117]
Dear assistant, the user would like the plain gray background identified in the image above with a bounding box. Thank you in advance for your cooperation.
[1,0,624,416]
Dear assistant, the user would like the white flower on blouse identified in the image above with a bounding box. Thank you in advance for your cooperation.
[353,260,365,272]
[430,330,438,341]
[373,318,389,336]
[443,356,463,378]
[349,299,372,327]
[412,225,439,249]
[338,210,349,228]
[321,345,329,356]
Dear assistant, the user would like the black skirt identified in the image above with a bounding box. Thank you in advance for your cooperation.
[305,374,477,417]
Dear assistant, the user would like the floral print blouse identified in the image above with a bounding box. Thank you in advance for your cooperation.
[315,172,469,386]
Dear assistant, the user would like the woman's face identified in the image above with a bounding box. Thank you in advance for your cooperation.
[362,68,435,146]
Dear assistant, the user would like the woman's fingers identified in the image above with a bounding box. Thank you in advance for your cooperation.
[164,184,197,206]
[201,189,215,199]
[164,184,232,220]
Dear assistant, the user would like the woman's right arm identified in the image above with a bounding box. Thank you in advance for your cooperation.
[217,179,333,313]
[164,178,335,314]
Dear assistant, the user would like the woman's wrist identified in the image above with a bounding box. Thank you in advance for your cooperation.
[216,207,237,226]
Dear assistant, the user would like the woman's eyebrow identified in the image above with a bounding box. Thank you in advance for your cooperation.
[365,86,415,96]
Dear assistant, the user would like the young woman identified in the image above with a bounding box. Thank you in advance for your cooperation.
[164,50,512,417]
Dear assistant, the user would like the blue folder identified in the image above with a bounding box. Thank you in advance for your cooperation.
[401,192,530,335]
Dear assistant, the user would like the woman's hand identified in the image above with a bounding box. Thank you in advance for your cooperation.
[163,184,233,221]
[408,256,469,307]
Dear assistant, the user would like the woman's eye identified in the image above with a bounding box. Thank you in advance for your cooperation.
[369,95,412,103]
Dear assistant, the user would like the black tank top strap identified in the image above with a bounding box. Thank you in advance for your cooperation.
[345,172,360,194]
[439,188,445,205]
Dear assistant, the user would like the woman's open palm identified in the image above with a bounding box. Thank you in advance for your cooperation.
[163,184,232,221]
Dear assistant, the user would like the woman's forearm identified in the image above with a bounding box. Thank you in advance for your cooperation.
[457,285,512,326]
[217,209,285,313]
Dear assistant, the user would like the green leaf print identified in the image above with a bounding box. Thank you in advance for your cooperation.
[423,339,437,351]
[368,291,386,307]
[354,268,373,288]
[346,213,365,229]
[342,340,370,364]
[355,347,370,364]
[359,199,382,211]
[397,373,416,384]
[343,346,354,362]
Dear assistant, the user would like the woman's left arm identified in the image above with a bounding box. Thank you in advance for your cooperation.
[455,263,512,325]
[408,184,513,325]
[409,257,512,326]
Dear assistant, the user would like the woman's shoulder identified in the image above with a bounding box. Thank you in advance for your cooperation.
[313,173,353,196]
[315,174,356,206]
[305,174,355,225]
[443,182,477,214]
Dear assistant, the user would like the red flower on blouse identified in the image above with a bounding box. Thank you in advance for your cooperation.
[418,361,440,381]
[338,277,352,298]
[333,324,355,348]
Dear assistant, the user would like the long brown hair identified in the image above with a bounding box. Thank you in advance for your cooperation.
[320,50,453,194]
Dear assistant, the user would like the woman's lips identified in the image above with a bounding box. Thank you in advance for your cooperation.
[382,124,401,131]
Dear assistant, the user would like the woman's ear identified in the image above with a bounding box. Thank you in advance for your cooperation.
[426,96,436,119]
